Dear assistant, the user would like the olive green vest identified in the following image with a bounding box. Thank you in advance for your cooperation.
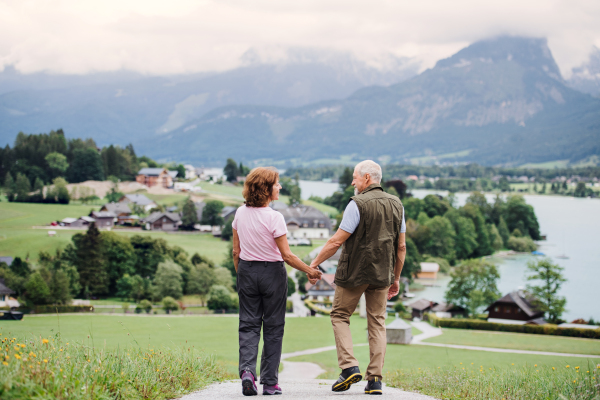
[335,184,404,288]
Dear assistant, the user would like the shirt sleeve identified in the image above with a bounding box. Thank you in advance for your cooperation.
[401,206,406,233]
[339,200,361,234]
[272,212,288,238]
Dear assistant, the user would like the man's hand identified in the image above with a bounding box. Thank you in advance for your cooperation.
[387,280,400,300]
[307,267,322,284]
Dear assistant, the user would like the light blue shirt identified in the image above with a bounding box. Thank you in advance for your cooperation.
[339,200,406,234]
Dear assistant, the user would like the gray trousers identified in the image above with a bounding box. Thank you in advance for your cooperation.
[237,259,288,385]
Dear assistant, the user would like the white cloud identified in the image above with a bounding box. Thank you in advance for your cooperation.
[0,0,599,78]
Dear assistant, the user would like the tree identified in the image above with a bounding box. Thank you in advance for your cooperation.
[130,235,170,277]
[4,172,15,201]
[191,253,215,269]
[423,216,456,262]
[201,200,224,226]
[138,299,153,314]
[162,296,180,313]
[14,172,31,202]
[175,164,186,180]
[460,203,493,257]
[401,238,422,281]
[54,177,70,204]
[214,267,234,291]
[422,195,450,218]
[339,167,353,191]
[154,260,184,299]
[221,217,234,241]
[403,197,423,220]
[181,196,198,230]
[69,222,109,296]
[45,152,69,178]
[497,216,510,247]
[48,268,72,305]
[498,176,510,192]
[105,175,123,203]
[207,285,233,311]
[116,274,135,300]
[507,236,537,252]
[30,177,45,202]
[288,184,302,206]
[38,250,81,298]
[24,272,51,305]
[10,257,31,277]
[526,259,567,323]
[466,191,492,223]
[67,147,105,183]
[101,231,136,295]
[444,210,478,260]
[384,186,400,198]
[574,182,587,198]
[445,259,501,316]
[488,224,504,251]
[504,195,541,240]
[385,179,408,199]
[296,270,308,293]
[224,158,239,182]
[186,264,216,305]
[287,276,296,297]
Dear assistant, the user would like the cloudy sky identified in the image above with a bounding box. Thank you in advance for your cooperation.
[1,0,599,78]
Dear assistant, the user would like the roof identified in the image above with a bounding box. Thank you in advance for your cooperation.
[221,206,237,220]
[80,216,95,222]
[408,298,436,311]
[305,274,336,292]
[121,194,155,206]
[137,168,177,177]
[386,319,412,330]
[485,290,543,317]
[144,212,181,224]
[0,257,13,266]
[431,302,466,312]
[101,202,131,214]
[274,205,332,230]
[0,280,15,295]
[419,262,440,273]
[91,211,116,218]
[62,217,78,224]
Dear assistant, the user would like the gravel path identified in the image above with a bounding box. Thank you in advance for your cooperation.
[178,379,437,399]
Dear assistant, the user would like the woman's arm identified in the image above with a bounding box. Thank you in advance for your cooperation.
[232,228,241,273]
[274,235,322,281]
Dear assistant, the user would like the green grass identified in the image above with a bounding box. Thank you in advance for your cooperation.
[425,328,600,355]
[0,331,227,399]
[386,363,600,400]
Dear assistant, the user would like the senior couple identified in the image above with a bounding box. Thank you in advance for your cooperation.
[232,160,406,396]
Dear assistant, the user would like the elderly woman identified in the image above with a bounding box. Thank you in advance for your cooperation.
[232,167,322,396]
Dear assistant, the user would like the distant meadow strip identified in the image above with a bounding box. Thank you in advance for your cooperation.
[0,328,228,400]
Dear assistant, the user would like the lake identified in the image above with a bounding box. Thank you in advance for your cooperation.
[299,181,600,321]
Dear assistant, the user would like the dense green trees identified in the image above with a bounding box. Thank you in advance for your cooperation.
[445,259,501,316]
[201,200,224,226]
[526,259,567,323]
[181,196,198,230]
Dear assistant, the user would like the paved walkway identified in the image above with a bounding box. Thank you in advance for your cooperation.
[410,321,600,358]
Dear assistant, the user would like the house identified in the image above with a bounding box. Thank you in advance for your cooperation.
[408,298,437,320]
[195,167,224,181]
[135,168,178,188]
[221,206,237,222]
[90,211,116,228]
[184,164,196,179]
[0,279,19,309]
[100,202,131,216]
[417,262,439,279]
[273,203,332,239]
[119,194,157,212]
[305,274,336,301]
[61,216,95,228]
[143,212,181,231]
[117,215,140,225]
[431,302,468,318]
[485,290,546,325]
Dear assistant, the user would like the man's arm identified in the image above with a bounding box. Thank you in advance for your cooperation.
[388,232,406,300]
[309,228,352,269]
[275,235,322,282]
[232,228,241,273]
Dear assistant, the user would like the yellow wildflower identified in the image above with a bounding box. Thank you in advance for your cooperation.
[2,362,7,366]
[43,359,48,363]
[534,364,537,367]
[42,339,49,344]
[20,344,25,348]
[566,365,570,368]
[552,367,555,370]
[4,355,9,360]
[14,354,21,360]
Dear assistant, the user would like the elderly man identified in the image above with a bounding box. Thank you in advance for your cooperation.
[310,160,406,395]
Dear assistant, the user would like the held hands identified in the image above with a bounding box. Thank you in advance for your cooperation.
[307,266,322,285]
[387,280,400,300]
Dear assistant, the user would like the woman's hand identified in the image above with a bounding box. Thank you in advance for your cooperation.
[307,267,322,284]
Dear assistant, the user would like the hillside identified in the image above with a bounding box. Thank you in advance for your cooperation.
[154,37,600,166]
[0,50,416,149]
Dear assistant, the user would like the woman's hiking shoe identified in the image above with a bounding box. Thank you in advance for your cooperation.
[364,377,383,395]
[241,370,257,396]
[262,384,282,395]
[331,366,362,392]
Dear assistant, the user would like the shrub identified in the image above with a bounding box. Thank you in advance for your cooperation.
[426,313,600,339]
[207,285,233,311]
[139,299,153,314]
[162,296,180,313]
[394,302,407,313]
[507,235,537,252]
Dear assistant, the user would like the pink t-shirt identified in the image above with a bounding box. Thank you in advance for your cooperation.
[232,205,288,262]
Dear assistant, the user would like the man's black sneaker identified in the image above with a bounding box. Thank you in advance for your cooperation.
[364,377,383,395]
[331,366,362,392]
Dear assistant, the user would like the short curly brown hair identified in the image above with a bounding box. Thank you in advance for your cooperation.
[242,167,279,207]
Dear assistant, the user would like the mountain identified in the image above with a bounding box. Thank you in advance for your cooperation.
[568,47,600,98]
[153,36,600,166]
[0,49,417,149]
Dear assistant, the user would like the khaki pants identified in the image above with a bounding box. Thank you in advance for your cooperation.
[330,284,388,380]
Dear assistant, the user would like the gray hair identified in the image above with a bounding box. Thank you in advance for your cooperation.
[355,160,382,183]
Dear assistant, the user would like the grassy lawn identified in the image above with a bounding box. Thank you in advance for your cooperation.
[424,328,600,355]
